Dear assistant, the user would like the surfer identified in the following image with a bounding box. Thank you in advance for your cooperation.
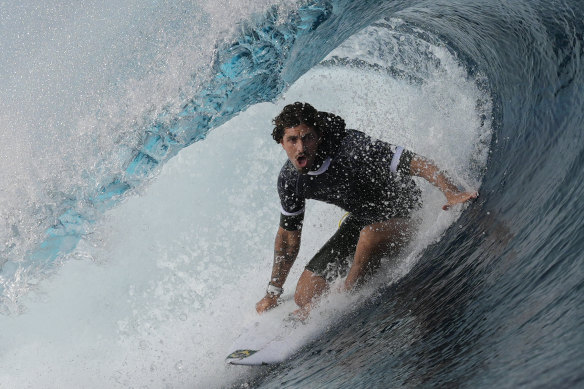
[256,102,478,319]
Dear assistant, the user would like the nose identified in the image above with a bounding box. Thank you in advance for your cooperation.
[295,139,306,153]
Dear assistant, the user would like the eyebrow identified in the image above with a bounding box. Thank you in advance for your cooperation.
[287,133,314,139]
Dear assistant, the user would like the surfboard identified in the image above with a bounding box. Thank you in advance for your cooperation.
[226,300,314,366]
[226,335,299,365]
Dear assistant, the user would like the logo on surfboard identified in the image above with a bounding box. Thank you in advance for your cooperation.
[227,349,258,360]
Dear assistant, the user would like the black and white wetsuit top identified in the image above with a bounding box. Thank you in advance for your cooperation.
[278,129,421,230]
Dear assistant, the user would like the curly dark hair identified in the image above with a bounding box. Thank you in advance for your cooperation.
[272,102,347,152]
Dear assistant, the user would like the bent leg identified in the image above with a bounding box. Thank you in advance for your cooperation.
[294,269,328,318]
[305,215,362,280]
[345,218,414,290]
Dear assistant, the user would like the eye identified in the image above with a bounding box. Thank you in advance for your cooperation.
[303,133,316,142]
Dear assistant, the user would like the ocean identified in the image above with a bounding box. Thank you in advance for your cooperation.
[0,0,582,387]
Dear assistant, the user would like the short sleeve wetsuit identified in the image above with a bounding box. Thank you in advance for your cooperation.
[277,129,422,280]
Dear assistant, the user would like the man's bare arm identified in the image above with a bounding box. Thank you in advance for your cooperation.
[256,226,302,313]
[410,155,478,210]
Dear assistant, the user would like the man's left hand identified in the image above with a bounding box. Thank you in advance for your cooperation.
[443,191,478,210]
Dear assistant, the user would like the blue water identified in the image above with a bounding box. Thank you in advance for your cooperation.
[1,0,583,387]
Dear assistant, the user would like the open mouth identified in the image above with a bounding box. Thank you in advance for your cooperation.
[297,155,308,168]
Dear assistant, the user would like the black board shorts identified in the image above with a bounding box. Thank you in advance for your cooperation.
[304,214,378,281]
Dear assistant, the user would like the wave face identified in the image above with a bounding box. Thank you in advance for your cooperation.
[248,2,584,388]
[1,0,583,388]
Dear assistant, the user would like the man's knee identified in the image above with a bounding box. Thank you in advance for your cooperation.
[294,269,327,307]
[358,228,384,251]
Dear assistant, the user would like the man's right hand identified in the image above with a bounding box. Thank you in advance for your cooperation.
[256,294,280,314]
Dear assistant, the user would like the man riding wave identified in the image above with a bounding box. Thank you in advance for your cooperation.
[256,102,477,319]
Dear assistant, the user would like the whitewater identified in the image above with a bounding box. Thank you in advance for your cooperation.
[1,0,583,388]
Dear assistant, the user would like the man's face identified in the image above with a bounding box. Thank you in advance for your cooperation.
[281,124,321,173]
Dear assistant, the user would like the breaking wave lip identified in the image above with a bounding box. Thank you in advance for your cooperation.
[1,1,340,303]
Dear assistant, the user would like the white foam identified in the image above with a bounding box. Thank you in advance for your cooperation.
[0,0,286,274]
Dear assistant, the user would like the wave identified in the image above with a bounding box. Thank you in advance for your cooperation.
[0,0,583,388]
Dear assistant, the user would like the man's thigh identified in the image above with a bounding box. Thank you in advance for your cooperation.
[354,218,415,273]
